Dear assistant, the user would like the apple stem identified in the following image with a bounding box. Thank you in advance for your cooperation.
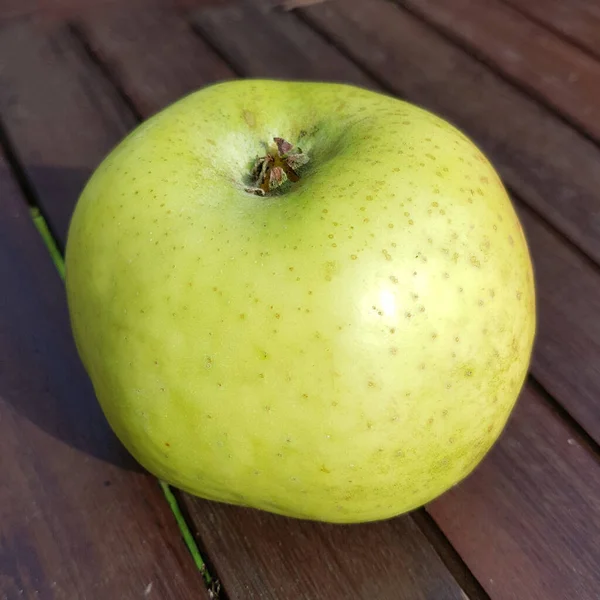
[246,137,310,196]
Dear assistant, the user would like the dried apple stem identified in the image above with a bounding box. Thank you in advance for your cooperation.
[247,137,309,196]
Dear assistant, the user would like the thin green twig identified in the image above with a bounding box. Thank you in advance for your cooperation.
[158,481,213,586]
[30,207,65,279]
[27,205,219,596]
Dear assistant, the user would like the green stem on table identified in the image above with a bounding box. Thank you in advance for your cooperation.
[26,205,219,596]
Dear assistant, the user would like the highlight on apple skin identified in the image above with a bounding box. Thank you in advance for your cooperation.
[65,79,536,524]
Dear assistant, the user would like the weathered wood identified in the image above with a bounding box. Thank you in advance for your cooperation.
[77,0,235,117]
[300,0,600,444]
[516,202,600,445]
[190,1,375,86]
[0,0,229,20]
[182,496,469,600]
[0,155,208,599]
[301,0,600,267]
[502,0,600,60]
[0,19,137,250]
[398,0,600,141]
[428,382,600,600]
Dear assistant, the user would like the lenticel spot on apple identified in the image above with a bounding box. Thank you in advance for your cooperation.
[65,80,535,523]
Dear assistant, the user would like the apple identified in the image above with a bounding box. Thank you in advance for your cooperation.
[65,79,535,523]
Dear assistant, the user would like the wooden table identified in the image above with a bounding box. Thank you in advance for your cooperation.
[1,1,600,598]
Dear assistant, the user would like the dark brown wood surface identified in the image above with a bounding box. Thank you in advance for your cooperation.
[300,0,600,443]
[0,0,228,20]
[76,0,235,117]
[182,497,469,600]
[0,19,136,250]
[1,0,600,598]
[399,0,600,141]
[191,1,375,86]
[502,0,600,60]
[0,154,208,598]
[516,203,600,444]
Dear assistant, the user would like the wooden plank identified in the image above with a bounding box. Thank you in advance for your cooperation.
[398,0,600,141]
[0,19,137,250]
[502,0,600,61]
[300,0,600,444]
[77,0,235,117]
[0,155,208,598]
[190,1,375,85]
[300,0,600,267]
[428,382,600,600]
[0,0,229,20]
[517,203,600,444]
[182,496,470,600]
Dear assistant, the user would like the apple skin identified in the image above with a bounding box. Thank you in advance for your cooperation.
[65,79,535,523]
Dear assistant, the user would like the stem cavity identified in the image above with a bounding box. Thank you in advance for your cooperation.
[246,137,310,196]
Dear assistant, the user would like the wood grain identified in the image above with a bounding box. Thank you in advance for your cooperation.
[301,0,600,267]
[0,0,229,20]
[190,0,375,86]
[77,0,235,117]
[502,0,600,60]
[0,155,208,599]
[398,0,600,141]
[181,496,469,600]
[0,19,136,250]
[428,382,600,600]
[516,202,600,446]
[300,0,600,444]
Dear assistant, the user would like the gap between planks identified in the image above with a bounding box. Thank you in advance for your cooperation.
[394,0,600,149]
[497,0,600,63]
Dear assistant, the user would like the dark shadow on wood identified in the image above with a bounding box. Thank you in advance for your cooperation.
[1,162,143,473]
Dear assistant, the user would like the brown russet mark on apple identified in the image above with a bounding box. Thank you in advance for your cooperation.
[242,110,256,128]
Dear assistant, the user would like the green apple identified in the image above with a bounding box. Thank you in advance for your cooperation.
[66,79,535,523]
